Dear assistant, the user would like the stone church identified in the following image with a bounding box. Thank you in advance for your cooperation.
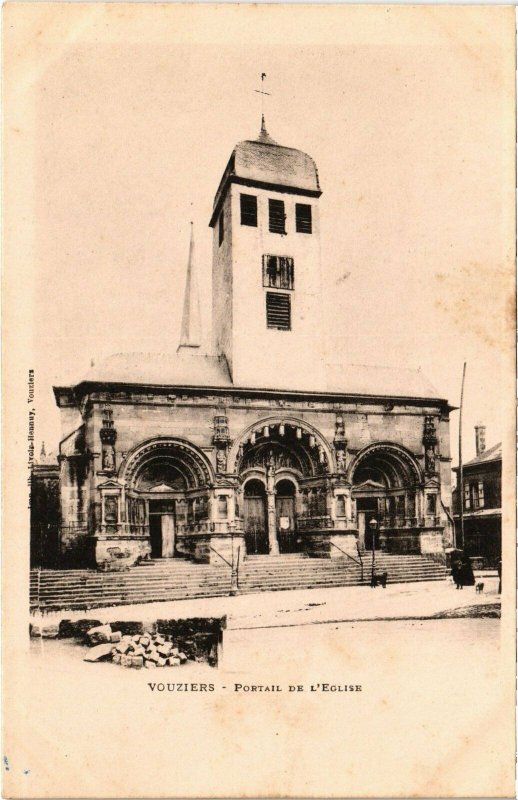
[49,118,453,571]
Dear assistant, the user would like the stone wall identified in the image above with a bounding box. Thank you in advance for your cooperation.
[53,384,452,569]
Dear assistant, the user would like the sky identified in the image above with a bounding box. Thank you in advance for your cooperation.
[10,4,514,468]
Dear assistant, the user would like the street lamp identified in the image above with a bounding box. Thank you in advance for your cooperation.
[369,517,378,582]
[228,519,239,596]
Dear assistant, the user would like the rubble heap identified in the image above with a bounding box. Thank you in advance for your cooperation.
[83,624,189,669]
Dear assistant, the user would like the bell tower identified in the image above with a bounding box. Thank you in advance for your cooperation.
[209,118,327,392]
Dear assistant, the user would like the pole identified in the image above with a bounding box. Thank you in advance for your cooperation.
[458,362,467,550]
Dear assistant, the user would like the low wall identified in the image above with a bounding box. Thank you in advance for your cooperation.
[95,536,151,571]
[303,530,360,559]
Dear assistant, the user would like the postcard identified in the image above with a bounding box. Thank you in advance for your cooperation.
[3,4,516,797]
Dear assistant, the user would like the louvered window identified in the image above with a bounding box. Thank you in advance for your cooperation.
[240,193,257,227]
[262,255,294,290]
[266,292,291,330]
[269,199,286,234]
[296,203,312,234]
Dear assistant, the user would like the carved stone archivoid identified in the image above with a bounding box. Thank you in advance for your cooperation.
[213,415,231,474]
[213,414,231,446]
[333,415,347,473]
[333,415,347,450]
[423,415,438,473]
[100,404,117,473]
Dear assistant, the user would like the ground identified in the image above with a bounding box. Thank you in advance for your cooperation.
[22,575,510,798]
[31,571,500,631]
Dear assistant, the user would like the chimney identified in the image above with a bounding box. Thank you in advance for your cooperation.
[475,424,486,457]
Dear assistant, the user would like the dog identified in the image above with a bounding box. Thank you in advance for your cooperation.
[476,582,484,593]
[370,571,388,589]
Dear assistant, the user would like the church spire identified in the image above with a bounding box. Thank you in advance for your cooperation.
[177,222,202,352]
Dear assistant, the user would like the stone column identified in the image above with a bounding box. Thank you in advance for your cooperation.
[266,461,279,555]
[345,491,353,526]
[416,489,425,526]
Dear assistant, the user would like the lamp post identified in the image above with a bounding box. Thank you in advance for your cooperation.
[229,520,239,596]
[369,517,378,582]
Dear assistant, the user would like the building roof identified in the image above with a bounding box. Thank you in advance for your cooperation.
[80,352,232,389]
[460,442,502,468]
[57,350,446,404]
[210,119,321,227]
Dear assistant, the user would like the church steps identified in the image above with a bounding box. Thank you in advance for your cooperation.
[30,555,447,611]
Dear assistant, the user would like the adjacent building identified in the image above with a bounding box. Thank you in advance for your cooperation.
[452,425,501,566]
[45,117,454,571]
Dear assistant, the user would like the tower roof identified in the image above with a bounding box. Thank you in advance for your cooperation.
[210,120,321,227]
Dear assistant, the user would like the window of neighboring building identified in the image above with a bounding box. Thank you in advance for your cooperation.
[484,479,500,509]
[240,193,258,227]
[266,292,291,330]
[269,199,286,234]
[262,255,294,290]
[468,481,483,510]
[218,212,224,246]
[296,203,312,234]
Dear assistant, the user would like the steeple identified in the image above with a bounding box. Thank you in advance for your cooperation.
[177,222,202,352]
[256,114,278,146]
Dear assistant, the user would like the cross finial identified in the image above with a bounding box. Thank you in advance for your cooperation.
[254,72,271,129]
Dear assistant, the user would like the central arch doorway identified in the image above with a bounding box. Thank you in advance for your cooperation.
[243,480,268,555]
[275,479,300,553]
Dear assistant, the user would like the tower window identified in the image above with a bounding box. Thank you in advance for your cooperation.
[262,255,294,290]
[266,292,291,330]
[296,203,312,234]
[218,212,224,246]
[269,199,286,234]
[240,193,257,227]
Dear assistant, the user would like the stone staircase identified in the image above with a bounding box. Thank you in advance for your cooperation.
[30,553,448,612]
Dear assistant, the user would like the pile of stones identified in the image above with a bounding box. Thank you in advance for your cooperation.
[30,616,226,668]
[83,624,189,669]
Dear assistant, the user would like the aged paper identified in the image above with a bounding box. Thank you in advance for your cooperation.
[3,4,516,798]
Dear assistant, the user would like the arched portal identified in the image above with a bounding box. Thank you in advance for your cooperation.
[119,438,213,559]
[236,422,332,556]
[349,444,424,552]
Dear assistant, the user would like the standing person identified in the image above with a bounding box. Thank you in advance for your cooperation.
[460,553,475,587]
[451,558,463,589]
[497,560,502,594]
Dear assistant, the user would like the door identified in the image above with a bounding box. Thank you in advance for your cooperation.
[161,514,175,558]
[356,498,380,550]
[148,500,176,558]
[275,479,299,553]
[149,514,162,557]
[243,480,268,555]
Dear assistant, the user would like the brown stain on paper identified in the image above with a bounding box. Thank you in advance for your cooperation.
[434,261,515,349]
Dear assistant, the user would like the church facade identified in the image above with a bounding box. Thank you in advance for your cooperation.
[52,119,453,571]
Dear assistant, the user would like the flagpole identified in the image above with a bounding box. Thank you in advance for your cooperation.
[458,362,467,550]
